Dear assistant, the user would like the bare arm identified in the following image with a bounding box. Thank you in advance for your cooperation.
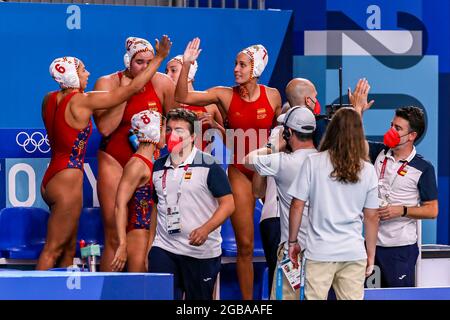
[146,205,158,257]
[80,57,166,111]
[205,104,226,139]
[92,76,126,136]
[267,87,282,127]
[175,38,231,113]
[288,198,305,269]
[158,73,179,114]
[243,146,272,171]
[188,194,235,246]
[363,207,379,276]
[111,161,147,271]
[76,36,172,115]
[252,173,267,199]
[378,200,438,220]
[115,163,146,246]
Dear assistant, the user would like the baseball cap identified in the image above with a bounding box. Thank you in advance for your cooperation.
[277,106,316,133]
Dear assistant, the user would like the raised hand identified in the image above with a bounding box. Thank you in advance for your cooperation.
[155,35,172,59]
[348,78,375,116]
[183,37,202,64]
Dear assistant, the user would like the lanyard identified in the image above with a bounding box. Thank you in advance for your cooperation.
[379,157,409,180]
[379,157,409,200]
[162,164,190,205]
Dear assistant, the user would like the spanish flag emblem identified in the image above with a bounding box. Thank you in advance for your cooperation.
[184,171,192,180]
[257,108,266,114]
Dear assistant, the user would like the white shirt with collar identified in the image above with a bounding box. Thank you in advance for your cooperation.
[253,148,318,249]
[152,146,232,259]
[373,145,436,247]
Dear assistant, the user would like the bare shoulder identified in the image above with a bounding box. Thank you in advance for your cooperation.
[265,85,281,97]
[210,86,233,93]
[124,157,148,180]
[152,72,175,88]
[94,72,121,91]
[265,85,282,107]
[209,86,233,99]
[42,92,53,105]
[41,91,54,114]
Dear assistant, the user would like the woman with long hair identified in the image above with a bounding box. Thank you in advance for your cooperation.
[288,107,379,300]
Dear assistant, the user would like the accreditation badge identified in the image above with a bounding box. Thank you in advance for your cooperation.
[280,258,301,291]
[166,206,181,234]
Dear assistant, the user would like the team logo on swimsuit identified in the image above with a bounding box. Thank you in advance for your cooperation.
[16,131,51,154]
[78,140,85,150]
[148,101,158,111]
[140,199,149,209]
[256,108,267,120]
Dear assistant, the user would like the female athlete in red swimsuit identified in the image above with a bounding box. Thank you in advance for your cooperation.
[166,55,224,151]
[37,36,171,270]
[93,36,177,271]
[111,110,161,272]
[175,38,282,299]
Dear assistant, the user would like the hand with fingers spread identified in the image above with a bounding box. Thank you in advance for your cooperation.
[155,35,172,60]
[111,244,127,272]
[183,37,202,64]
[348,78,375,116]
[188,225,209,246]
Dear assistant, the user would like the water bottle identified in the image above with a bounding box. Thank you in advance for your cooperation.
[80,241,101,272]
[129,129,139,151]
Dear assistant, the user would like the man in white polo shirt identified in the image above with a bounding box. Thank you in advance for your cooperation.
[244,106,317,299]
[148,108,235,300]
[350,80,439,287]
[368,106,438,287]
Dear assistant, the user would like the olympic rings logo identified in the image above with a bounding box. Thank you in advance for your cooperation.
[16,131,51,154]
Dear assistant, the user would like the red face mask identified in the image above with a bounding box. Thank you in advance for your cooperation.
[166,133,183,153]
[383,128,400,148]
[313,100,321,115]
[383,127,410,148]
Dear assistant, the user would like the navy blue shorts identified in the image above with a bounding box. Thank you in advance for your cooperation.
[375,243,419,288]
[148,246,221,300]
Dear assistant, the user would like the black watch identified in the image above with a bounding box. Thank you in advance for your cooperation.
[402,206,408,217]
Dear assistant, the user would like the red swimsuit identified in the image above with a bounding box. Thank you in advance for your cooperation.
[42,91,92,188]
[126,153,154,233]
[101,72,163,167]
[182,104,212,151]
[227,85,274,180]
